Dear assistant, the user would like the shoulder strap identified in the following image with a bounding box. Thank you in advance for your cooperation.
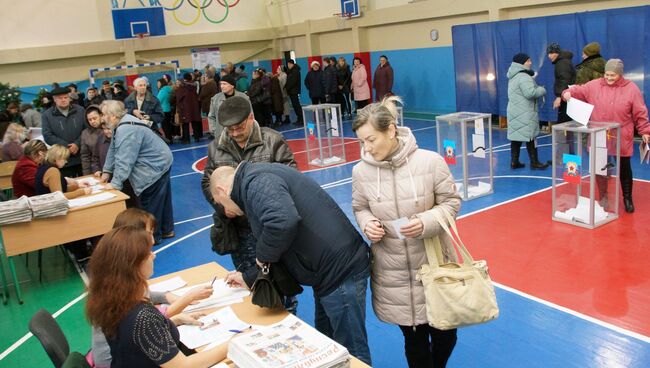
[114,120,151,138]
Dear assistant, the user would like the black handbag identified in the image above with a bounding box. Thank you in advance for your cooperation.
[251,264,284,309]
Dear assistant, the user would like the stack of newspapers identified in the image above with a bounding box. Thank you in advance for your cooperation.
[28,192,69,219]
[228,314,350,368]
[0,196,32,225]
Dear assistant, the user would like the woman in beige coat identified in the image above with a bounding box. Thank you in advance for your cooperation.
[351,96,461,368]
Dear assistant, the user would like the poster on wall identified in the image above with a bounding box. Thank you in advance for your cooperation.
[191,47,221,71]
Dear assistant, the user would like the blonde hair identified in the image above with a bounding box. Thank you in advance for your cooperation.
[23,140,47,159]
[45,144,70,165]
[352,95,403,133]
[3,123,26,144]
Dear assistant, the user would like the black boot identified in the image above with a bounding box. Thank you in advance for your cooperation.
[511,142,525,169]
[527,141,550,170]
[621,176,634,213]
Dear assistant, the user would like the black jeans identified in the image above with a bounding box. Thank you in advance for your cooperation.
[355,99,369,111]
[338,92,351,116]
[161,112,174,141]
[311,97,325,105]
[557,100,571,123]
[398,324,457,368]
[288,94,303,123]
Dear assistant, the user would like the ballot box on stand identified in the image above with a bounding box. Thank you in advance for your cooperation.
[302,104,346,167]
[435,112,493,200]
[551,121,621,229]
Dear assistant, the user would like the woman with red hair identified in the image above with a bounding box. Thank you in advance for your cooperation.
[86,227,228,367]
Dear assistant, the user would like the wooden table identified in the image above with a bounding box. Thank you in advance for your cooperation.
[0,160,17,193]
[149,262,371,368]
[0,189,129,304]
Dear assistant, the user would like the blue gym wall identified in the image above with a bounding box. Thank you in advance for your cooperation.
[453,5,650,122]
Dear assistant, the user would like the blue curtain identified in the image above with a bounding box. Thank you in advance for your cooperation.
[452,5,650,122]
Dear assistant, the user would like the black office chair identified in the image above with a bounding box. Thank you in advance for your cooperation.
[28,308,69,368]
[61,351,91,368]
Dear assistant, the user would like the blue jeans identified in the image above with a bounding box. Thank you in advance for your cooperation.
[139,169,174,243]
[314,265,371,365]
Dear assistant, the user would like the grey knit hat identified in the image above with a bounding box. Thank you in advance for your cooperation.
[605,59,624,75]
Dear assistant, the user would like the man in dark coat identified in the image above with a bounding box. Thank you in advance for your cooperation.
[285,60,303,125]
[212,161,372,365]
[201,96,296,296]
[322,57,339,103]
[41,86,87,177]
[547,42,575,123]
[373,55,394,101]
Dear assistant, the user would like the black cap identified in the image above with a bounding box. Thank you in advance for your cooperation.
[512,53,530,65]
[217,96,252,127]
[546,42,561,54]
[102,80,111,85]
[287,59,295,64]
[221,74,237,87]
[50,86,71,96]
[85,104,102,116]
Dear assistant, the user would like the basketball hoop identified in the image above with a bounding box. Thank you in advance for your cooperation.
[333,12,353,29]
[134,33,150,39]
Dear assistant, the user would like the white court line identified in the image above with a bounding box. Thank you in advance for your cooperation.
[171,144,208,153]
[0,292,88,361]
[493,282,650,344]
[174,214,212,225]
[153,225,212,255]
[171,171,201,179]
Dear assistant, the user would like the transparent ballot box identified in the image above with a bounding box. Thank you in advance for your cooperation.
[551,121,621,229]
[435,112,493,200]
[396,106,404,126]
[302,104,346,167]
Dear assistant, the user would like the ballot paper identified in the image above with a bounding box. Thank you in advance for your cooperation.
[566,98,594,126]
[177,307,249,349]
[389,217,410,240]
[149,276,187,293]
[474,118,484,132]
[640,142,650,164]
[554,196,609,224]
[472,134,486,158]
[77,177,100,186]
[67,192,116,208]
[172,280,250,312]
[330,108,340,137]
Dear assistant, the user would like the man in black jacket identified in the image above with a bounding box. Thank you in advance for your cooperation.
[213,162,371,365]
[41,86,87,177]
[201,96,297,309]
[547,42,575,124]
[284,59,303,125]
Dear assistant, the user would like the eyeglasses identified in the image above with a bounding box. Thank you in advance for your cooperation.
[226,120,247,132]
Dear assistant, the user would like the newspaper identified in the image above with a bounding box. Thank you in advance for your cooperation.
[0,196,32,225]
[228,314,350,368]
[28,191,69,218]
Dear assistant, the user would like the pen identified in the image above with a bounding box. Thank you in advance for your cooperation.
[210,276,217,287]
[200,320,220,330]
[229,326,251,334]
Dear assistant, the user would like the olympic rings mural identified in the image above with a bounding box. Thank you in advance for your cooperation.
[112,0,241,26]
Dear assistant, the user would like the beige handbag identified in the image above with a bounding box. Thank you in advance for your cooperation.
[416,210,499,330]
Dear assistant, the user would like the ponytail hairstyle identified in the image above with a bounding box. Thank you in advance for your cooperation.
[352,95,402,133]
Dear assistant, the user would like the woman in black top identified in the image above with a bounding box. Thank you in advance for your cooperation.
[86,227,228,367]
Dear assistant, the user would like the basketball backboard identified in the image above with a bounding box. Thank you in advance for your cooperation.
[112,7,166,40]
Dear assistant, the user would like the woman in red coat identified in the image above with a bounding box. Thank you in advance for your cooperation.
[175,72,203,143]
[11,140,47,197]
[562,59,650,213]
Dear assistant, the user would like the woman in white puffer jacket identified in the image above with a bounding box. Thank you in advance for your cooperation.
[351,96,461,368]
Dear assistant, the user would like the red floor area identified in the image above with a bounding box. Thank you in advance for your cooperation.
[457,181,650,337]
[194,138,361,172]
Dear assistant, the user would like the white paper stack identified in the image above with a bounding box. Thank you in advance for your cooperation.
[28,192,69,218]
[68,192,116,208]
[554,196,609,224]
[172,279,250,312]
[228,314,350,368]
[177,307,249,349]
[0,196,33,225]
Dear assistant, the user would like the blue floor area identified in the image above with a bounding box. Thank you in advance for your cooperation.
[151,116,650,367]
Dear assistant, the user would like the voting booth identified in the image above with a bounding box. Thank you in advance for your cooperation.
[435,112,493,200]
[302,104,346,167]
[551,121,621,229]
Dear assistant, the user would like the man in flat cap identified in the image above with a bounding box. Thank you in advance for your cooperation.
[200,95,297,308]
[41,86,87,177]
[207,74,251,139]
